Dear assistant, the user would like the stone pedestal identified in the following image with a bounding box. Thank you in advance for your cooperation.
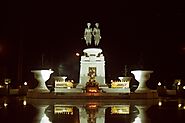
[118,77,132,82]
[131,70,153,93]
[77,48,107,88]
[31,69,54,92]
[54,76,67,88]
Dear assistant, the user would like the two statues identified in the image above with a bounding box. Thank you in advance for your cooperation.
[84,23,101,46]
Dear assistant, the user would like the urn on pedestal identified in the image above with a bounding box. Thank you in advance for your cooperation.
[31,69,54,92]
[131,70,153,92]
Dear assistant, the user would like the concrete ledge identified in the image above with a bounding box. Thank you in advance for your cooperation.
[27,90,158,99]
[55,88,83,93]
[103,88,130,93]
[27,92,130,99]
[166,90,176,95]
[130,91,158,99]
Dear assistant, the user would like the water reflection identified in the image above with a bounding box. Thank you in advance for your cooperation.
[43,104,139,123]
[0,97,185,123]
[0,97,37,123]
[147,99,185,123]
[35,101,142,123]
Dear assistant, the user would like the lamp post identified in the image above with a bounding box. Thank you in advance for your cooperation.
[4,78,11,95]
[157,82,167,97]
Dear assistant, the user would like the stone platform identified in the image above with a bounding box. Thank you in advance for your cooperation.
[27,90,158,99]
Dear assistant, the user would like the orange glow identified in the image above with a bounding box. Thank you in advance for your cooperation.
[88,89,98,93]
[88,104,97,108]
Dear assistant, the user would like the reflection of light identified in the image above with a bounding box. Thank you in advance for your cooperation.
[40,114,51,123]
[158,101,162,106]
[111,105,130,114]
[158,82,161,86]
[4,78,11,85]
[54,105,73,115]
[23,100,27,106]
[5,82,8,85]
[178,103,182,108]
[132,116,141,123]
[177,82,181,86]
[4,102,8,107]
[183,86,185,89]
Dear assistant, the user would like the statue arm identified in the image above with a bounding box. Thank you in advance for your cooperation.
[92,28,96,36]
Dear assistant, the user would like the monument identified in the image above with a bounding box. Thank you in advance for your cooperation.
[27,22,157,98]
[77,23,107,89]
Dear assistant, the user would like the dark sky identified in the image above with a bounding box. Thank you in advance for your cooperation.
[0,0,185,85]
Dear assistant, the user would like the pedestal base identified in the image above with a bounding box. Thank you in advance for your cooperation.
[135,88,150,93]
[130,90,158,99]
[33,88,50,93]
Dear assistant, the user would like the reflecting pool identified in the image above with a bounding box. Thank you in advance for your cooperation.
[0,97,185,123]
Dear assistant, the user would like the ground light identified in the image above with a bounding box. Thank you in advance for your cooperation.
[24,82,27,86]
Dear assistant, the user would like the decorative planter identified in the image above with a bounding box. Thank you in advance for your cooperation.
[31,69,54,92]
[131,70,153,92]
[118,77,132,82]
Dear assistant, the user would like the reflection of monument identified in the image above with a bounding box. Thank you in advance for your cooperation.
[79,104,106,123]
[32,104,50,123]
[29,99,159,123]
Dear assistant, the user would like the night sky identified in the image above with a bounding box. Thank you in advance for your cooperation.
[0,1,185,86]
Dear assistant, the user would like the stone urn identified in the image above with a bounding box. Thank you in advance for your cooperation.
[131,70,153,92]
[54,76,67,82]
[31,69,54,92]
[118,77,132,82]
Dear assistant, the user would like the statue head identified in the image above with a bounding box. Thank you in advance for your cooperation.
[95,23,99,28]
[87,23,91,28]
